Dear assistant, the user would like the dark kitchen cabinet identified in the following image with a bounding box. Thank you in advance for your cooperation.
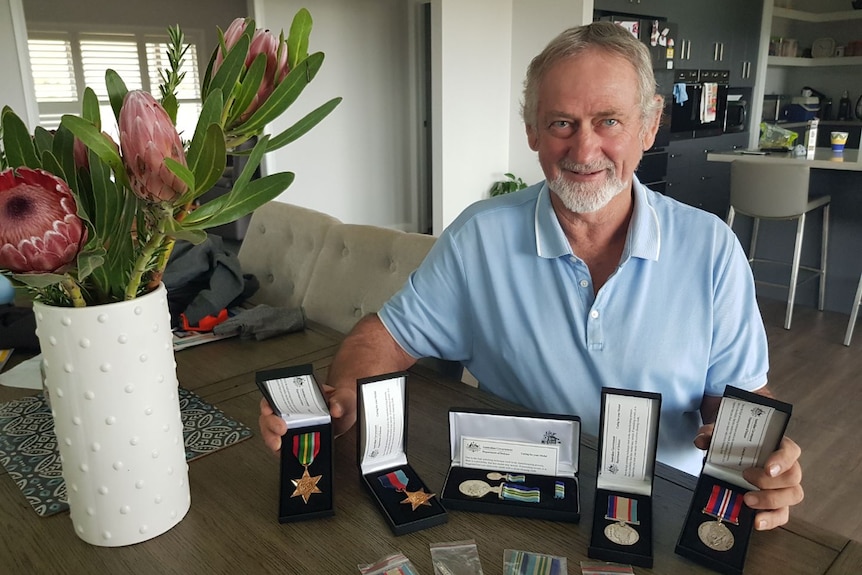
[664,133,748,218]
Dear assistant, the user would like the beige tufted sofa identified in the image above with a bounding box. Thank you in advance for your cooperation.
[237,201,436,335]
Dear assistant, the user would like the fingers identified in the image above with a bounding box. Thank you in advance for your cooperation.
[326,386,357,438]
[741,436,804,531]
[258,397,287,456]
[693,423,714,450]
[751,506,791,531]
[762,437,802,481]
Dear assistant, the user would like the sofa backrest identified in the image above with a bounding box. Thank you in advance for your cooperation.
[302,223,437,334]
[238,202,341,310]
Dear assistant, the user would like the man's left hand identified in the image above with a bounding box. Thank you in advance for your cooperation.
[695,426,804,530]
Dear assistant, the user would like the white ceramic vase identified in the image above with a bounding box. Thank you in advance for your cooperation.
[33,284,190,546]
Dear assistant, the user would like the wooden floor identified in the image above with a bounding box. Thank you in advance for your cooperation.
[758,296,862,542]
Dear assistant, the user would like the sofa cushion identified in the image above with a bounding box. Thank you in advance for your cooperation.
[238,203,341,309]
[302,224,436,334]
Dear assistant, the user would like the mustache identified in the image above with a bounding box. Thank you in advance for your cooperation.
[558,159,615,174]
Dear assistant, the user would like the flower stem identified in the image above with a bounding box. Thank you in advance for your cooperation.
[126,209,170,300]
[61,276,86,308]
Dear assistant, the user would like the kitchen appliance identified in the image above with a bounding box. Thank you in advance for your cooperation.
[669,69,729,139]
[725,94,748,133]
[786,96,820,122]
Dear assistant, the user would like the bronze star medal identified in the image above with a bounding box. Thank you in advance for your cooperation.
[291,467,323,503]
[400,488,436,511]
[291,431,323,504]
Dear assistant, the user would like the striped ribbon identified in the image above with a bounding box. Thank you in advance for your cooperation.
[292,431,320,467]
[703,485,743,525]
[506,550,564,575]
[606,495,639,525]
[505,473,526,483]
[378,469,410,491]
[499,482,541,503]
[554,481,565,500]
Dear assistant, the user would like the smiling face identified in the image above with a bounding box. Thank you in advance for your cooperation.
[527,48,661,214]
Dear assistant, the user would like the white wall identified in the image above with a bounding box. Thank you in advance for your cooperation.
[0,0,38,130]
[252,0,416,229]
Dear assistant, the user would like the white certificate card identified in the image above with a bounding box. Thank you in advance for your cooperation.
[460,436,559,475]
[360,378,405,464]
[708,397,775,471]
[265,374,330,426]
[600,394,652,481]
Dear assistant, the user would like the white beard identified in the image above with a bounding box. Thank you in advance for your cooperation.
[548,160,626,213]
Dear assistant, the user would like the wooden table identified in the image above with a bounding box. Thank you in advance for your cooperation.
[0,324,858,574]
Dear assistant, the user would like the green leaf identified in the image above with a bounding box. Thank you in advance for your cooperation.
[162,93,179,126]
[1,108,40,169]
[82,87,102,130]
[76,246,106,282]
[207,34,250,108]
[287,8,312,69]
[232,52,325,134]
[189,122,226,198]
[62,115,129,190]
[227,52,266,127]
[40,150,65,182]
[201,42,218,98]
[51,125,77,195]
[164,157,195,194]
[105,69,128,124]
[182,171,294,229]
[10,272,67,289]
[163,224,208,244]
[264,97,341,152]
[186,88,223,169]
[33,127,55,159]
[229,133,268,197]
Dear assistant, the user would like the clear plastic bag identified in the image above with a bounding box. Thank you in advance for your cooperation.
[759,122,798,150]
[358,552,420,575]
[430,540,484,574]
[503,549,567,575]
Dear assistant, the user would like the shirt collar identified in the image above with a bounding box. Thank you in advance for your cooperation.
[534,175,661,262]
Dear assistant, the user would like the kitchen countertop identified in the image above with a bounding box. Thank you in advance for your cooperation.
[707,147,862,171]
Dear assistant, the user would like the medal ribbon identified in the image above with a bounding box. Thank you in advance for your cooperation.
[292,431,320,468]
[703,485,743,525]
[506,473,526,483]
[554,481,565,500]
[499,482,541,503]
[606,495,640,525]
[378,469,410,491]
[509,550,564,575]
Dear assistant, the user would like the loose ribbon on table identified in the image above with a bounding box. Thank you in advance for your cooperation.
[702,485,743,525]
[292,431,320,469]
[554,481,565,500]
[606,495,640,525]
[378,469,410,492]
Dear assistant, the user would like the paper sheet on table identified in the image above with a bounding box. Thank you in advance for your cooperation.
[0,354,42,389]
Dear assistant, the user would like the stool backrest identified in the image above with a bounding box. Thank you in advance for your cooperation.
[730,161,811,218]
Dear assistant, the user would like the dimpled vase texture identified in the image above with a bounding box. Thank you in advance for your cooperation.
[33,284,190,546]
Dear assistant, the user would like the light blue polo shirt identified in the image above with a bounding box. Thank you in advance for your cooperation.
[379,178,768,476]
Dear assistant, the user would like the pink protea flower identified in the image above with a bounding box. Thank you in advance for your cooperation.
[0,167,86,273]
[119,90,188,203]
[215,18,290,123]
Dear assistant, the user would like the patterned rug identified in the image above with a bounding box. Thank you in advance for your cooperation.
[0,388,253,517]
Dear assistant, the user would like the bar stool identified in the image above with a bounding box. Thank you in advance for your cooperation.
[844,278,862,346]
[726,161,830,330]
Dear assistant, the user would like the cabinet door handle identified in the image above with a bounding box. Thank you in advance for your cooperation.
[687,40,692,60]
[720,43,725,61]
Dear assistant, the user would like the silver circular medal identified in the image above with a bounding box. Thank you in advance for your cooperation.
[486,472,506,481]
[604,521,640,546]
[698,520,734,552]
[459,480,493,498]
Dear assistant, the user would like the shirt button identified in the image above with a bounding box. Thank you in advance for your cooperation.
[590,310,599,319]
[569,256,577,264]
[579,279,589,288]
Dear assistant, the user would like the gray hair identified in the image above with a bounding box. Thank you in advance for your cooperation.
[521,21,662,130]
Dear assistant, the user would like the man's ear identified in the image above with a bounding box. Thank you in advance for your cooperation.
[526,124,539,151]
[641,95,664,151]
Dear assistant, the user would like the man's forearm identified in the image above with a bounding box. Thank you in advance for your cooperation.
[326,314,418,390]
[700,383,775,424]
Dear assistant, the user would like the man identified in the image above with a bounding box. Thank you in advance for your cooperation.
[260,22,803,530]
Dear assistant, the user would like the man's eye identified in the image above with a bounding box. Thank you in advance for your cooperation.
[551,120,569,128]
[603,118,619,127]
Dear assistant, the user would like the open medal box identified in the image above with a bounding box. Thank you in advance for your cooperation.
[588,388,662,568]
[357,372,448,536]
[255,364,335,523]
[440,408,581,522]
[675,386,792,575]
